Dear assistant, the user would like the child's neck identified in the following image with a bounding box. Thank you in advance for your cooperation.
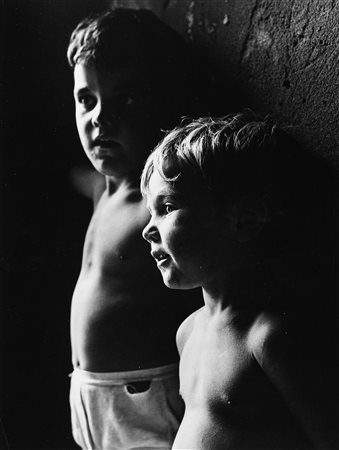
[105,173,141,196]
[202,266,273,313]
[202,254,323,314]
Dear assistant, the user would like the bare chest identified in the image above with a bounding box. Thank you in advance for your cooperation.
[179,324,275,420]
[82,191,151,272]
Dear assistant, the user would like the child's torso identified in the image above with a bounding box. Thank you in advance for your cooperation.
[71,186,198,372]
[174,309,311,450]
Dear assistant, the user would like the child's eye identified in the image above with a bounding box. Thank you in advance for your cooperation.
[78,94,96,110]
[165,204,176,214]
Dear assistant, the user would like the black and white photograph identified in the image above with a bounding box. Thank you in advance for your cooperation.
[2,1,338,449]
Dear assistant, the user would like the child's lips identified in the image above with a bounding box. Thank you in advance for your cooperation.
[151,250,170,268]
[92,137,116,148]
[91,137,120,155]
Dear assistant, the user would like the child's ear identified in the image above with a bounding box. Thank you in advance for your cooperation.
[234,195,268,243]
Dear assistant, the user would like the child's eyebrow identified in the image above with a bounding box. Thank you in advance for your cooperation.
[146,191,185,215]
[155,192,183,207]
[73,86,90,97]
[146,193,170,209]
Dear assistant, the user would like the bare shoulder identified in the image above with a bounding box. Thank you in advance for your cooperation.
[248,306,333,369]
[70,165,106,205]
[247,310,288,366]
[247,309,338,449]
[176,306,204,356]
[247,309,310,393]
[246,308,314,374]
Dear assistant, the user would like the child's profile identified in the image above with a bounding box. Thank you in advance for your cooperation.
[66,8,211,449]
[142,112,338,449]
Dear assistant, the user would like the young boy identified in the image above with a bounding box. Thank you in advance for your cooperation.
[67,8,208,450]
[142,112,338,449]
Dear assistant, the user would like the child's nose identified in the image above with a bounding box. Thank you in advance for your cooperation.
[92,102,113,128]
[142,222,160,243]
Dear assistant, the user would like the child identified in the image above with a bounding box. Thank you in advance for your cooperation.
[67,8,208,450]
[142,112,338,449]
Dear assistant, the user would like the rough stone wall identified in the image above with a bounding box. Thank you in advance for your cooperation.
[111,0,167,17]
[112,0,339,164]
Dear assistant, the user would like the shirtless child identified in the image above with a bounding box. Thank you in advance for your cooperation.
[67,9,205,449]
[142,113,338,449]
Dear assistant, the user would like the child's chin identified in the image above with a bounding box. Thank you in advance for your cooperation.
[162,274,192,291]
[162,274,179,290]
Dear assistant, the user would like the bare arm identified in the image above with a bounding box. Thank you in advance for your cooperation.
[252,313,338,450]
[176,307,203,356]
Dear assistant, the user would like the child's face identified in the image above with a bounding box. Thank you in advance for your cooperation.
[143,170,238,290]
[73,62,165,178]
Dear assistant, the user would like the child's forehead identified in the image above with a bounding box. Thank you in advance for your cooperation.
[74,61,154,87]
[147,170,206,206]
[148,170,176,196]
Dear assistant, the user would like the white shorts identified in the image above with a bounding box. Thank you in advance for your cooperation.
[69,364,184,450]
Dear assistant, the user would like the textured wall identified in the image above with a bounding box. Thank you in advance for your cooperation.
[165,0,339,162]
[112,0,339,163]
[111,0,167,16]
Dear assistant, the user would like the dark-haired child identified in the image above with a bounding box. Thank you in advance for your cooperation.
[142,112,338,449]
[67,8,207,449]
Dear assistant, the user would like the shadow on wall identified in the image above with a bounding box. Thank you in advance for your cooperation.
[160,0,339,320]
[163,0,339,163]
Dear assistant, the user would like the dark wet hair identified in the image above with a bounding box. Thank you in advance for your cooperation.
[68,9,186,68]
[67,8,216,117]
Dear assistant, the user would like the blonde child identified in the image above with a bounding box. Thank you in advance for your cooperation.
[142,112,338,449]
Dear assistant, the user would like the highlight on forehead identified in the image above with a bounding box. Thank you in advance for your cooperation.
[140,139,178,197]
[140,119,211,199]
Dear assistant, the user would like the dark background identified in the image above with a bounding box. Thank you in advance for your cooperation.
[1,1,338,449]
[2,1,110,448]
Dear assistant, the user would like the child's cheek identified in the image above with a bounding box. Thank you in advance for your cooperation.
[168,213,204,259]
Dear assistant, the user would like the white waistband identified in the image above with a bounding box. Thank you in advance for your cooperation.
[71,363,179,386]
